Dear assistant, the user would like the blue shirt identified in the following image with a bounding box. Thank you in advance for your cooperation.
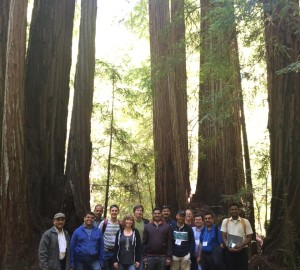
[200,224,222,253]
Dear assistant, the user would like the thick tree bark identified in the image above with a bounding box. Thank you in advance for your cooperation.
[25,0,75,224]
[64,0,97,227]
[0,0,10,158]
[0,0,29,268]
[149,0,190,211]
[262,0,300,268]
[193,0,244,210]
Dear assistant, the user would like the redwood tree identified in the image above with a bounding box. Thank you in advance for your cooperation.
[0,0,10,156]
[64,0,97,228]
[193,0,245,209]
[25,0,75,224]
[149,0,190,211]
[0,0,29,268]
[262,0,300,268]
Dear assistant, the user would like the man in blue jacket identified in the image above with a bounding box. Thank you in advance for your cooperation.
[70,211,105,270]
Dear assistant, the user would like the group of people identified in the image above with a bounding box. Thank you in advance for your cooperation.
[38,203,253,270]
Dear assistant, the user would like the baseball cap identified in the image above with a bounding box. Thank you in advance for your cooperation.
[53,213,65,219]
[177,210,186,216]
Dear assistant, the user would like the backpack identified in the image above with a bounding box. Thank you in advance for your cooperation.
[226,217,246,235]
[101,218,122,234]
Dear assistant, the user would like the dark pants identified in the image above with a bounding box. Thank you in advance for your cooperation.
[145,256,166,270]
[191,255,199,270]
[60,257,66,270]
[201,253,214,270]
[103,250,114,270]
[226,248,248,270]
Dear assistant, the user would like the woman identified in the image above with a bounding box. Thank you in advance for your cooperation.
[113,214,141,270]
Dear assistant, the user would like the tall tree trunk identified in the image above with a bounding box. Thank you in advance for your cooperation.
[64,0,97,229]
[25,0,75,223]
[262,0,300,268]
[149,0,190,211]
[193,0,244,211]
[0,0,10,158]
[0,0,29,268]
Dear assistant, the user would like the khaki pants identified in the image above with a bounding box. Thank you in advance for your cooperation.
[171,253,191,270]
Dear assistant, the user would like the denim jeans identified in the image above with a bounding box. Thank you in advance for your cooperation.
[119,264,136,270]
[75,260,101,270]
[145,256,166,270]
[103,250,114,270]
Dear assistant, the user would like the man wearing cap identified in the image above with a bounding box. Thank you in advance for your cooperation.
[38,212,70,270]
[171,210,195,270]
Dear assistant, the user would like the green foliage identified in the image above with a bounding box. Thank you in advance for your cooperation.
[91,59,155,219]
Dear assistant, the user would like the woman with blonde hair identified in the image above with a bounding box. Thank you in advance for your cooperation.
[113,214,141,270]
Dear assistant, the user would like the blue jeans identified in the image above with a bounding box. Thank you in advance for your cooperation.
[145,256,166,270]
[75,260,101,270]
[119,264,136,270]
[103,250,114,270]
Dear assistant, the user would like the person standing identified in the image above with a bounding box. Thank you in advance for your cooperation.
[133,204,149,240]
[185,209,194,227]
[94,204,104,227]
[142,207,173,270]
[99,204,122,270]
[38,212,70,270]
[113,214,142,270]
[221,203,253,270]
[192,214,204,270]
[161,205,177,229]
[198,213,224,270]
[171,210,195,270]
[70,211,104,270]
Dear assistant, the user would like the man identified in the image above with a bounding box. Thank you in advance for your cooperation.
[70,211,104,270]
[185,209,194,227]
[133,204,149,240]
[171,210,195,270]
[142,207,173,270]
[192,214,204,270]
[99,204,122,270]
[162,205,176,229]
[94,204,104,226]
[198,213,224,270]
[221,203,253,270]
[39,212,70,270]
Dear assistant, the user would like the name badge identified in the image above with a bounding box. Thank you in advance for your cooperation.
[175,239,182,245]
[203,241,208,247]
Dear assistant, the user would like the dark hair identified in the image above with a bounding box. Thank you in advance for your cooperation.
[229,202,240,209]
[122,214,135,229]
[194,213,204,220]
[162,205,171,210]
[133,204,144,213]
[110,204,119,211]
[152,207,161,213]
[204,212,213,218]
[85,211,95,217]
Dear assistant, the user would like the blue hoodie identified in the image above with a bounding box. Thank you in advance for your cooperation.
[70,225,104,268]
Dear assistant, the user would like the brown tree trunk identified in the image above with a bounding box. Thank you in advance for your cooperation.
[193,0,244,211]
[0,0,10,157]
[262,0,300,268]
[25,0,75,223]
[0,0,29,268]
[64,0,97,230]
[149,0,190,212]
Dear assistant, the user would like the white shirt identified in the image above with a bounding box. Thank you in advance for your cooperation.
[55,228,67,260]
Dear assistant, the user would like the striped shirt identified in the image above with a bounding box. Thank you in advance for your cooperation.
[99,219,120,249]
